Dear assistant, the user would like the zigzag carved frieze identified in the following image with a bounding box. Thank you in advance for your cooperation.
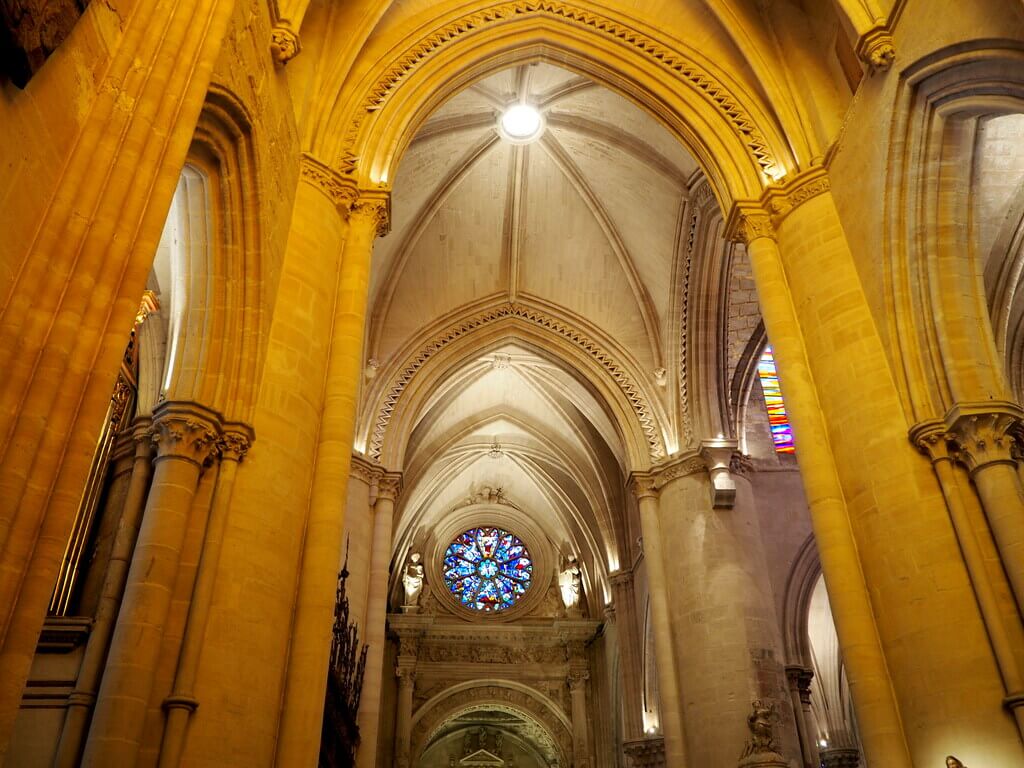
[368,304,666,461]
[350,1,778,174]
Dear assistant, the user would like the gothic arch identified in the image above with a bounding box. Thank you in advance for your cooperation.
[316,1,792,204]
[885,41,1024,420]
[410,679,572,765]
[358,300,670,470]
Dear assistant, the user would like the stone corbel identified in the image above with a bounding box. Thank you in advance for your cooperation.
[270,22,301,64]
[855,24,895,73]
[700,439,738,509]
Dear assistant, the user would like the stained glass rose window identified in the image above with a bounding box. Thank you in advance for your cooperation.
[443,527,533,612]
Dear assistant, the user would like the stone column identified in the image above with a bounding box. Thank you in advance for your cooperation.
[275,189,390,766]
[609,570,644,741]
[568,667,592,768]
[0,3,236,750]
[394,638,418,768]
[785,666,818,768]
[357,470,402,768]
[725,192,912,768]
[947,405,1024,615]
[627,475,688,767]
[54,419,156,768]
[158,425,253,768]
[81,402,220,767]
[655,458,798,768]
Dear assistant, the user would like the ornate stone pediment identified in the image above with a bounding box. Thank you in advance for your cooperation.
[460,748,504,765]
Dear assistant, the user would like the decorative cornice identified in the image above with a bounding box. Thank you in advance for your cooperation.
[368,302,665,461]
[270,22,301,65]
[651,452,707,489]
[299,153,358,210]
[855,24,895,72]
[347,1,779,176]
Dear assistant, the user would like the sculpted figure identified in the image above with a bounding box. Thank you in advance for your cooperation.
[558,555,582,611]
[740,699,778,758]
[946,758,966,768]
[402,552,425,608]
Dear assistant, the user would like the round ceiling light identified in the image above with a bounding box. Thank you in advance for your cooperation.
[498,103,544,144]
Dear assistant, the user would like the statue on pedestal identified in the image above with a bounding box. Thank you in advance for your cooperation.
[558,555,582,614]
[402,552,424,612]
[737,700,787,768]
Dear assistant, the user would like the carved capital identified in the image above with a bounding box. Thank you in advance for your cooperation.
[784,665,814,704]
[623,736,666,768]
[819,747,861,768]
[270,22,300,64]
[219,424,254,462]
[909,419,955,463]
[149,402,221,466]
[377,471,403,502]
[608,569,634,590]
[856,25,895,72]
[945,401,1024,474]
[299,153,357,211]
[396,666,417,686]
[627,472,659,501]
[761,167,832,225]
[567,669,590,691]
[349,193,391,237]
[724,203,775,245]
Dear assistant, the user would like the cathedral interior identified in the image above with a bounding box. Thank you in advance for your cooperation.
[1,1,1024,767]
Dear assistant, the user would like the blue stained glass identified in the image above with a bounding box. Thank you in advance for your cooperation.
[443,526,533,612]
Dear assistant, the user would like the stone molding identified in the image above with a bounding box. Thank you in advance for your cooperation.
[944,401,1024,474]
[855,24,895,72]
[348,1,779,177]
[298,153,358,210]
[623,736,666,768]
[368,301,666,462]
[149,401,223,467]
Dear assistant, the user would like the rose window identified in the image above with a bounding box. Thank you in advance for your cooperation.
[443,527,533,612]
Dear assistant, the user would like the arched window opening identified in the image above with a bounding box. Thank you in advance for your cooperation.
[756,344,795,454]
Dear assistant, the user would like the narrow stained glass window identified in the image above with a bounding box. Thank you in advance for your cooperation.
[443,527,533,612]
[757,345,795,454]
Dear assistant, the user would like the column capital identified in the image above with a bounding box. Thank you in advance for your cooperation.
[627,472,659,501]
[219,423,254,463]
[299,153,357,211]
[395,667,416,686]
[350,454,383,488]
[567,669,590,691]
[908,418,955,462]
[820,747,861,768]
[944,401,1024,474]
[377,471,404,502]
[149,402,222,467]
[784,665,814,704]
[724,202,775,245]
[349,191,391,237]
[608,569,634,589]
[623,736,666,768]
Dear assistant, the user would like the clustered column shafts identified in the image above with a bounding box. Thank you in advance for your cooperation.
[628,476,689,767]
[82,402,221,766]
[275,189,388,766]
[913,419,1024,737]
[731,206,912,768]
[158,425,253,768]
[785,665,819,768]
[53,419,156,768]
[356,470,402,768]
[0,0,237,754]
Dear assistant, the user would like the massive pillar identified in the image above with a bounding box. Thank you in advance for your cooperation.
[356,470,402,768]
[0,4,236,752]
[275,179,389,766]
[627,475,688,767]
[726,167,1024,766]
[653,457,799,767]
[82,402,221,766]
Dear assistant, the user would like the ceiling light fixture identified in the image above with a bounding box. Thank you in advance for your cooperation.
[498,103,544,144]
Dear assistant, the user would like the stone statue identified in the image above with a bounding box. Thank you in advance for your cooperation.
[558,555,582,613]
[738,700,786,767]
[946,758,966,768]
[401,552,424,611]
